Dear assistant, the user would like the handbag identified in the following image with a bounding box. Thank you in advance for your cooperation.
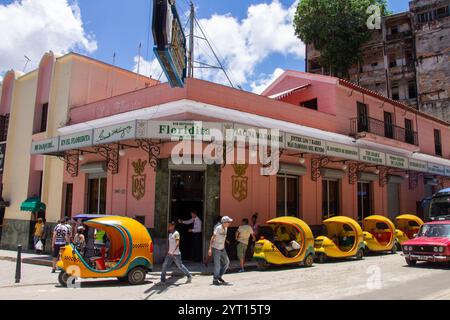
[35,240,44,251]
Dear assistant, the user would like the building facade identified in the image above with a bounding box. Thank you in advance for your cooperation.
[2,57,449,262]
[0,52,158,250]
[306,0,450,123]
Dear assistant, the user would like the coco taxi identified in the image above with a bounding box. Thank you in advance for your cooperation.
[402,221,450,266]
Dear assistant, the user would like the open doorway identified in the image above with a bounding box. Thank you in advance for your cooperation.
[170,170,204,261]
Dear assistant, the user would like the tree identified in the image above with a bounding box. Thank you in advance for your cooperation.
[294,0,389,77]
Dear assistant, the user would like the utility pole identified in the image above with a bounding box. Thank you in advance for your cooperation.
[188,2,195,78]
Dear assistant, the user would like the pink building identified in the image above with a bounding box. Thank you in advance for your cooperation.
[27,69,449,261]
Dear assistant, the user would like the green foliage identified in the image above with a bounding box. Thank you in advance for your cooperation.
[294,0,389,77]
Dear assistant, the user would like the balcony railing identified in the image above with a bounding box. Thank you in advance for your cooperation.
[0,114,10,142]
[351,117,418,146]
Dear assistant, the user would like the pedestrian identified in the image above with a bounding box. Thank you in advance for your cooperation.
[235,218,256,272]
[74,226,86,256]
[208,216,233,286]
[160,221,192,284]
[64,217,73,240]
[51,219,70,273]
[251,213,260,238]
[33,218,45,254]
[178,211,202,262]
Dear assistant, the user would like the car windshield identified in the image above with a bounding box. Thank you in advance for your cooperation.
[418,224,450,238]
[429,195,450,219]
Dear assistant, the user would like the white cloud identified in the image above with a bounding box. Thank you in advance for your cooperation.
[194,0,303,87]
[250,67,285,94]
[132,56,167,82]
[0,0,97,73]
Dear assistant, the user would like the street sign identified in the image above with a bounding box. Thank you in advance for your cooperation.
[152,0,187,88]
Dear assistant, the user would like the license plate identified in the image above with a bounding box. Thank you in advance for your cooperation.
[418,255,431,261]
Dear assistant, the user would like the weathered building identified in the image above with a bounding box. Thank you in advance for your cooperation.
[306,0,450,123]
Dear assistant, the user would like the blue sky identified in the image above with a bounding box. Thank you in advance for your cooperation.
[0,0,411,91]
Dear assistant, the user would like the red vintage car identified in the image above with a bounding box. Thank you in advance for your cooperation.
[402,221,450,266]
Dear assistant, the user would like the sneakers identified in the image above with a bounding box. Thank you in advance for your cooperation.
[218,277,230,285]
[186,276,192,284]
[212,279,221,286]
[51,269,56,273]
[238,268,245,273]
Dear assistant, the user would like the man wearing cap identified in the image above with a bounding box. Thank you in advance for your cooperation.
[208,216,233,286]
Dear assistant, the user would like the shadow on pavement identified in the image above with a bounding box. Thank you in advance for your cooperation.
[143,275,188,300]
[401,261,450,270]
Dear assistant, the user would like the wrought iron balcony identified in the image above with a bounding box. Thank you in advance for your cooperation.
[0,114,10,142]
[351,117,418,146]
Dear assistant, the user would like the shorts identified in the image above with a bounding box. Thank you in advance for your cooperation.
[52,244,65,258]
[237,242,248,260]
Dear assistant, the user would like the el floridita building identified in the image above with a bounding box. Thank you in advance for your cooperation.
[0,52,449,262]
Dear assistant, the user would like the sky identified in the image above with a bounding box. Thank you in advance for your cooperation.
[0,0,411,92]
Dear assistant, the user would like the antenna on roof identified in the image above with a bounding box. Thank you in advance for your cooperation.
[136,42,142,76]
[112,52,116,66]
[23,56,31,73]
[183,1,235,88]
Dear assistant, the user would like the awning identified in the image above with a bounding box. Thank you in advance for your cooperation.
[268,84,312,100]
[20,198,46,213]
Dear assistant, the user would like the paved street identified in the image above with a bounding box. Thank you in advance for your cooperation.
[0,253,449,300]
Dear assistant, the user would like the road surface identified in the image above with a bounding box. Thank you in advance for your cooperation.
[0,253,449,300]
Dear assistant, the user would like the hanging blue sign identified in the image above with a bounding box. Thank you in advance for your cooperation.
[152,0,187,88]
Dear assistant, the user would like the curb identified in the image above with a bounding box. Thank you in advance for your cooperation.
[0,256,53,267]
[1,256,258,275]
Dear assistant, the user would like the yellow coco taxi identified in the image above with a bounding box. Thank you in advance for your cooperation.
[57,216,154,287]
[314,216,365,263]
[253,217,315,270]
[362,215,397,254]
[395,214,424,246]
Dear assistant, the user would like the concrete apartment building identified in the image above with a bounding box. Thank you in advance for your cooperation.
[306,0,450,123]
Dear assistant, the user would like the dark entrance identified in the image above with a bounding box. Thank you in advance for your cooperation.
[170,170,205,261]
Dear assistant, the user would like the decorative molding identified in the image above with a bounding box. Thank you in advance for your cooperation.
[57,151,80,178]
[348,162,366,185]
[311,157,329,181]
[408,172,420,190]
[136,139,161,170]
[378,167,390,187]
[232,164,249,202]
[95,144,120,174]
[132,159,147,200]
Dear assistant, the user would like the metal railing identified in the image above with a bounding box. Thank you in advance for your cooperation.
[0,114,9,142]
[351,117,418,146]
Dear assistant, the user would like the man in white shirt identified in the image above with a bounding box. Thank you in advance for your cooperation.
[179,211,202,262]
[160,221,192,284]
[208,216,233,286]
[51,219,70,273]
[236,218,256,272]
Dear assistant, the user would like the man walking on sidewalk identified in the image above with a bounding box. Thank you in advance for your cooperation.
[208,216,233,286]
[236,218,256,272]
[160,221,192,284]
[51,219,70,273]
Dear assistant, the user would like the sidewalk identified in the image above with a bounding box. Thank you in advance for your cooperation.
[0,249,258,275]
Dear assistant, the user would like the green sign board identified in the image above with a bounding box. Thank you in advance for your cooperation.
[285,134,326,155]
[326,142,359,160]
[359,148,386,165]
[428,163,445,175]
[386,153,408,169]
[147,121,223,141]
[59,130,93,151]
[31,137,60,155]
[93,121,137,145]
[408,159,428,173]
